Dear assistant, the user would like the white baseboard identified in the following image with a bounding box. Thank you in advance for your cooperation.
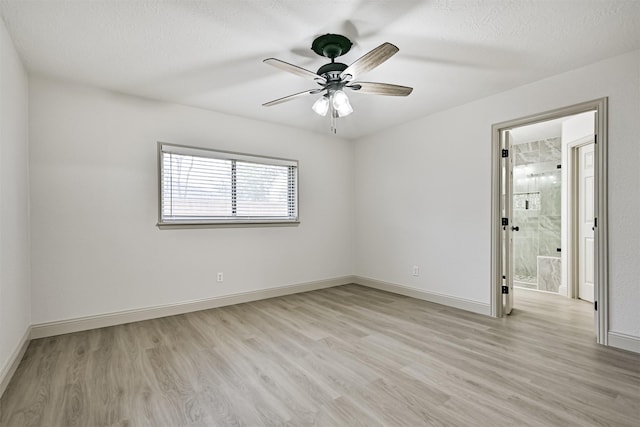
[8,275,635,402]
[31,276,354,339]
[0,325,31,399]
[30,275,490,340]
[607,331,640,354]
[353,276,491,316]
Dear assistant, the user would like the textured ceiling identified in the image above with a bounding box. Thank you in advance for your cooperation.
[1,0,639,139]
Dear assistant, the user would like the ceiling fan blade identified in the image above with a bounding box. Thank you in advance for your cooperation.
[263,58,323,81]
[348,82,413,96]
[340,42,399,81]
[262,89,322,107]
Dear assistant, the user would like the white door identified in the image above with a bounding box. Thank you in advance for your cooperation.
[578,143,595,302]
[502,130,515,314]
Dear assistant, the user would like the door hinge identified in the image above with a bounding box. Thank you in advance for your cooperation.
[501,149,509,158]
[594,217,597,228]
[594,134,597,144]
[502,285,509,294]
[594,301,597,311]
[501,218,509,226]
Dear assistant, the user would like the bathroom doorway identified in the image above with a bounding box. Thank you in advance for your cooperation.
[491,99,609,345]
[509,111,596,302]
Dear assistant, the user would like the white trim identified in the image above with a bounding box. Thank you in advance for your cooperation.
[607,332,640,354]
[0,326,32,399]
[353,276,491,316]
[31,276,354,339]
[594,99,609,345]
[29,273,492,340]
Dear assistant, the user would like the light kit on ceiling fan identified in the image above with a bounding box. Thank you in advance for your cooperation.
[311,90,353,116]
[311,94,330,116]
[311,89,353,133]
[331,90,353,117]
[262,33,413,134]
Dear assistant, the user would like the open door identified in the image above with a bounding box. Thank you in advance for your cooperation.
[501,130,514,315]
[491,98,608,345]
[578,142,595,303]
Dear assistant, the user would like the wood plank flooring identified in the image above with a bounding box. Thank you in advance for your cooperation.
[1,285,638,426]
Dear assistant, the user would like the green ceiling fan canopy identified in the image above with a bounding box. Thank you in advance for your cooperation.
[311,33,353,59]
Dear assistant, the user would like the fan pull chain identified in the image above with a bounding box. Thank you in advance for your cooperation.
[331,107,337,134]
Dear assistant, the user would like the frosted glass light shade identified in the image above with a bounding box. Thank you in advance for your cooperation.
[332,90,353,117]
[312,96,330,116]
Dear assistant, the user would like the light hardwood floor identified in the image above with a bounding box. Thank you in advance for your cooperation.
[1,285,638,426]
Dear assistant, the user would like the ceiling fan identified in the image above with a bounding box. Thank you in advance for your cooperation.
[263,34,413,133]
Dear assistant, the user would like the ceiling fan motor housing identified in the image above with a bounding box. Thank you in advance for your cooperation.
[316,62,348,78]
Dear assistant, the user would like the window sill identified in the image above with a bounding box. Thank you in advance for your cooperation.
[157,220,300,230]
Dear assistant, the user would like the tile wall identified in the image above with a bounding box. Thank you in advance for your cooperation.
[512,137,562,293]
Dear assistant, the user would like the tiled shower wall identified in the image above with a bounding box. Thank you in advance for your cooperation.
[513,137,562,292]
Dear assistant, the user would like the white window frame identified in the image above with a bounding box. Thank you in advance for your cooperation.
[157,142,299,228]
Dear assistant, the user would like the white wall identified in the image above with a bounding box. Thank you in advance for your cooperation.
[354,50,640,338]
[0,17,31,380]
[29,76,354,324]
[562,111,595,143]
[20,46,640,344]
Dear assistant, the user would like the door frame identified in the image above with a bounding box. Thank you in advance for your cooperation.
[490,98,608,345]
[566,136,595,300]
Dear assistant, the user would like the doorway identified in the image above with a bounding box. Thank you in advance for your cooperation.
[490,98,609,345]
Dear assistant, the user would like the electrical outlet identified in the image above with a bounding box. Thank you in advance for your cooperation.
[412,265,420,277]
[217,272,224,282]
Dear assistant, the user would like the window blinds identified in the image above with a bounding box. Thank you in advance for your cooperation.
[159,143,298,225]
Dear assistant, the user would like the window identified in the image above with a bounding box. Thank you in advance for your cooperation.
[158,143,298,227]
